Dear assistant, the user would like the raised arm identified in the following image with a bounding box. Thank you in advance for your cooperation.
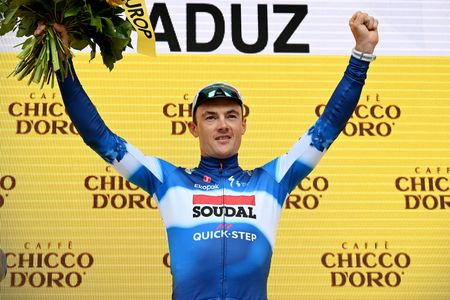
[34,23,126,163]
[310,11,379,151]
[35,23,174,197]
[58,61,128,163]
[262,11,379,194]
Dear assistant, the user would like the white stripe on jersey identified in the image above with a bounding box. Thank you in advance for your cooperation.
[112,142,163,182]
[275,132,325,183]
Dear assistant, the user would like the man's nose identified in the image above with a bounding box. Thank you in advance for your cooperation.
[217,116,229,131]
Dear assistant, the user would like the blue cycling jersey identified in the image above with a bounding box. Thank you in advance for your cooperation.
[59,56,370,300]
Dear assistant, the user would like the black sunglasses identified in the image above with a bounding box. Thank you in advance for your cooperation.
[196,84,242,103]
[192,83,243,117]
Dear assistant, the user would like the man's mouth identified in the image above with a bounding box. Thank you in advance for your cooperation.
[215,135,231,141]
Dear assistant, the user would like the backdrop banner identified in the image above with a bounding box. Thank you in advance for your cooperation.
[1,1,449,299]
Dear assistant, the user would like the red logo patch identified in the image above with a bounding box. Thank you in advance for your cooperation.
[193,195,255,206]
[203,175,211,183]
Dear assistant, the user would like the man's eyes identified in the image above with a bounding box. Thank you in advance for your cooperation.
[204,114,238,120]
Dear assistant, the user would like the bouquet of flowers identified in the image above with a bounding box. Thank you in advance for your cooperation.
[0,0,133,87]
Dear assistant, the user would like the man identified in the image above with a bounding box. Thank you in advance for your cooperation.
[50,11,378,300]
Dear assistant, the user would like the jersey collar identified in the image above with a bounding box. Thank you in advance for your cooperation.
[198,154,241,173]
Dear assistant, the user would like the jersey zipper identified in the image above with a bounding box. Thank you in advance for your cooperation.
[219,161,226,299]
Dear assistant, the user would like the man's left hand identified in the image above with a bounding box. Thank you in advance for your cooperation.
[349,11,379,54]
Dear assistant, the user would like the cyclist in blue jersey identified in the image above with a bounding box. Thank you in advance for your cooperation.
[37,11,378,300]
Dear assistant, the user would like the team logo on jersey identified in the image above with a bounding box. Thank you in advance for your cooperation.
[228,176,248,187]
[203,175,211,183]
[194,183,219,191]
[192,195,256,219]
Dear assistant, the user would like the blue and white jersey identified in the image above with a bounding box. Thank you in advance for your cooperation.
[59,56,370,300]
[113,133,321,299]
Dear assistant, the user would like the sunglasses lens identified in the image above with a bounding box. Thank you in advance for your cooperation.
[198,84,241,102]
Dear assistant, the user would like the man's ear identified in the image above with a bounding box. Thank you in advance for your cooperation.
[188,121,199,137]
[242,118,247,135]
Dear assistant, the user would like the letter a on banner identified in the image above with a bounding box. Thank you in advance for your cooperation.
[124,0,157,56]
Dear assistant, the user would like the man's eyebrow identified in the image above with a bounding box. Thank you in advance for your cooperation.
[201,111,218,117]
[226,109,240,114]
[201,109,241,117]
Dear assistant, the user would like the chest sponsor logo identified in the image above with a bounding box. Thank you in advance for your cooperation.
[194,183,219,191]
[228,175,248,187]
[192,195,256,219]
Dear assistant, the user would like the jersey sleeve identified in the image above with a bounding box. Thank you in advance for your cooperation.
[262,56,370,195]
[58,62,176,198]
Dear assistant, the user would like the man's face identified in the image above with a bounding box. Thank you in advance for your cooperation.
[188,98,246,159]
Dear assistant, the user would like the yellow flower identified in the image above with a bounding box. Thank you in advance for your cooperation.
[106,0,126,7]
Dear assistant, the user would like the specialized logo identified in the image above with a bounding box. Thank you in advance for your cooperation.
[192,194,256,219]
[228,175,248,188]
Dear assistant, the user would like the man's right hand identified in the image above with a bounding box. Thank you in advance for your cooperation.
[34,21,70,53]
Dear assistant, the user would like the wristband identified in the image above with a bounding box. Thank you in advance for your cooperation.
[352,48,376,62]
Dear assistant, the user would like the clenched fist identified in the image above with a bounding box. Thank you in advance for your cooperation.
[349,11,379,54]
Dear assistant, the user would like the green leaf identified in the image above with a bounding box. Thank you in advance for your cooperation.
[96,6,119,17]
[47,27,60,72]
[1,5,19,25]
[32,58,44,84]
[114,18,133,39]
[70,36,90,50]
[88,40,96,61]
[11,59,28,76]
[0,18,16,35]
[63,5,82,18]
[40,60,50,89]
[90,16,102,32]
[0,1,9,14]
[16,61,34,81]
[50,68,55,88]
[101,17,115,36]
[17,15,36,37]
[4,0,135,87]
[16,36,35,59]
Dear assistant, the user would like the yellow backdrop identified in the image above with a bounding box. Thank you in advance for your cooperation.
[1,53,449,299]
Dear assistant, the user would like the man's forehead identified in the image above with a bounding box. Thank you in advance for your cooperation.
[197,98,242,111]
